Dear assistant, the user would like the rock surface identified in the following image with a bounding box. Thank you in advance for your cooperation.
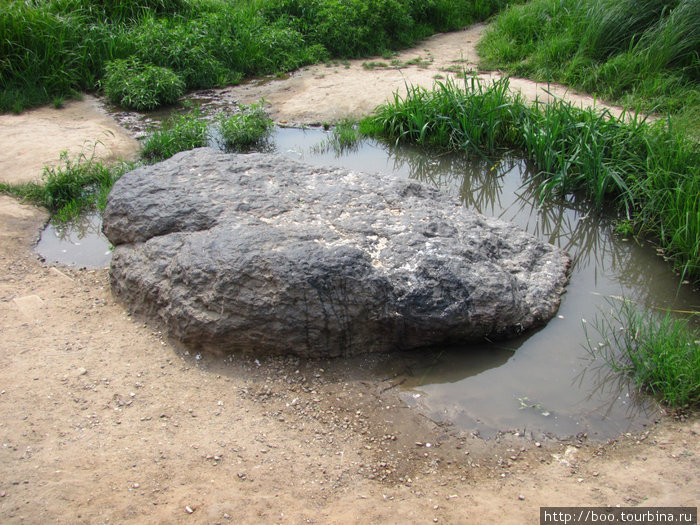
[103,148,569,357]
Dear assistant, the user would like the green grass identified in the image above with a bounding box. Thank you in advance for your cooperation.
[329,118,364,151]
[1,0,517,113]
[0,151,133,222]
[216,103,274,151]
[103,57,185,110]
[140,102,274,159]
[362,75,700,280]
[361,76,518,157]
[478,0,700,130]
[311,118,364,155]
[140,111,210,163]
[584,300,700,408]
[262,0,514,59]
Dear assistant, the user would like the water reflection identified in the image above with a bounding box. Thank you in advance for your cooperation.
[392,149,631,276]
[380,342,517,387]
[37,212,112,269]
[573,357,657,422]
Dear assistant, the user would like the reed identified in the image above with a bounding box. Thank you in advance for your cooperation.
[363,76,518,157]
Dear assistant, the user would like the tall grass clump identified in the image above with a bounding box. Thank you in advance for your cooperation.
[102,58,185,110]
[584,300,700,408]
[0,151,132,221]
[364,75,700,279]
[127,14,239,90]
[0,2,113,112]
[140,111,209,163]
[520,103,700,278]
[518,103,644,209]
[362,76,519,157]
[627,121,700,278]
[216,103,274,150]
[478,0,700,126]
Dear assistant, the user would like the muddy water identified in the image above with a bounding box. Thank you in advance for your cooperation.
[37,212,112,269]
[37,126,699,440]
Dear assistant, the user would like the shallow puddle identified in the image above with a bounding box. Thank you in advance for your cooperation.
[37,125,699,440]
[37,212,112,269]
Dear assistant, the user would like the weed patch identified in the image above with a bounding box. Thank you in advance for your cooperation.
[140,111,209,163]
[584,299,700,408]
[312,118,364,155]
[103,58,185,111]
[216,103,274,151]
[0,151,133,222]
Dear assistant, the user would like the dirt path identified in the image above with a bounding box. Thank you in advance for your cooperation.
[1,25,698,524]
[222,24,626,126]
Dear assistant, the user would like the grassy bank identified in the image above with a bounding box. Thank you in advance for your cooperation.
[0,0,515,113]
[361,76,700,281]
[478,0,700,132]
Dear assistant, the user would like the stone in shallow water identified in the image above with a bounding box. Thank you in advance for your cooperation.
[103,148,569,357]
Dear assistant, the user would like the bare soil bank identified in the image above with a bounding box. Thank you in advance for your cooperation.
[1,25,697,524]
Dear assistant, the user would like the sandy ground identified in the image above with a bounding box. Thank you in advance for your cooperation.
[0,95,140,185]
[1,25,698,524]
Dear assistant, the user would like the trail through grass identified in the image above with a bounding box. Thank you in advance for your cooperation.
[1,0,517,113]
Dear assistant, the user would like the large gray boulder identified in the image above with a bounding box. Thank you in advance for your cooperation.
[103,148,569,358]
